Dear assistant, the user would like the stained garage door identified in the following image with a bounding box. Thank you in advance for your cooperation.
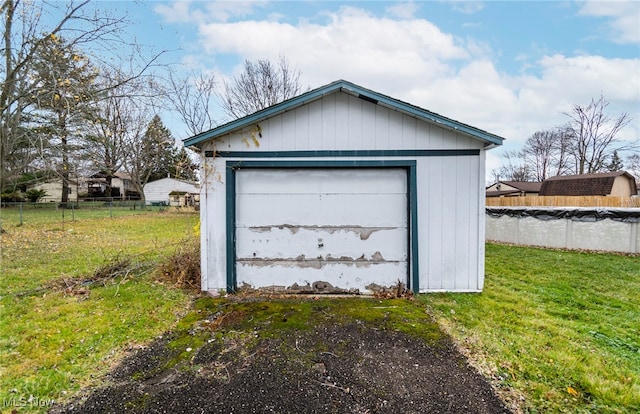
[235,168,408,293]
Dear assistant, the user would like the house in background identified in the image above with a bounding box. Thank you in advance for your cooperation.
[86,172,140,200]
[28,178,79,203]
[539,171,638,197]
[143,177,199,206]
[184,79,505,295]
[486,180,541,197]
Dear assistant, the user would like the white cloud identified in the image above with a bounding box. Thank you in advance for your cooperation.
[579,0,640,44]
[203,1,268,23]
[154,0,268,24]
[385,1,420,19]
[197,5,470,83]
[448,0,484,15]
[153,1,194,24]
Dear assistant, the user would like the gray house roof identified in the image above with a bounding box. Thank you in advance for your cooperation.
[183,79,505,148]
[486,180,542,197]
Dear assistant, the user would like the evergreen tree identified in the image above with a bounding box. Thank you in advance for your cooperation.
[29,34,98,204]
[125,115,196,201]
[606,150,624,172]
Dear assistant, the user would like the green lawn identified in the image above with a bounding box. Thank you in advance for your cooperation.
[0,202,167,228]
[0,210,199,413]
[424,243,640,413]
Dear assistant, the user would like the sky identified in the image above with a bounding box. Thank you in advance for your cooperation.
[98,0,640,178]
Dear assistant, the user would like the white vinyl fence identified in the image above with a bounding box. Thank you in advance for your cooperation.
[486,207,640,254]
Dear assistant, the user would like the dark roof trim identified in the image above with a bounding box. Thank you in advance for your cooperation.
[183,79,505,148]
[544,171,633,181]
[212,149,479,158]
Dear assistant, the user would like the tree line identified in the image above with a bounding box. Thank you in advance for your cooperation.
[493,95,639,183]
[1,0,303,204]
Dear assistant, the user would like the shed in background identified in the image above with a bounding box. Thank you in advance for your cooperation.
[144,177,199,206]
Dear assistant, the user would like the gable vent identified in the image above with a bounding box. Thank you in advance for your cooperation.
[358,94,378,105]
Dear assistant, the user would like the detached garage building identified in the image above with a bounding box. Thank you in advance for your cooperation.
[184,80,504,294]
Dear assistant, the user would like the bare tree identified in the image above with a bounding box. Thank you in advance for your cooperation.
[492,149,534,182]
[84,70,140,198]
[220,56,303,120]
[565,95,632,174]
[123,114,185,202]
[521,126,573,180]
[626,152,640,181]
[164,70,218,137]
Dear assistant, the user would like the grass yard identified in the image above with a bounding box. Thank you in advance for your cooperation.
[0,210,199,413]
[0,202,167,229]
[425,243,640,414]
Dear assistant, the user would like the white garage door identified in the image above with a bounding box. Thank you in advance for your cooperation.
[235,168,408,293]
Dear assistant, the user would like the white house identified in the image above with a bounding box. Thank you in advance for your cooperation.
[184,80,505,295]
[143,177,199,206]
[28,178,79,203]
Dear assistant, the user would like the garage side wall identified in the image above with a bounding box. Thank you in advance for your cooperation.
[417,153,484,292]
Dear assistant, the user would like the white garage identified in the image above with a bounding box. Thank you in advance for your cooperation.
[184,80,504,294]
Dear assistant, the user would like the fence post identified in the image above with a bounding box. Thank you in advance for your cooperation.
[72,204,75,222]
[109,201,113,218]
[19,203,23,226]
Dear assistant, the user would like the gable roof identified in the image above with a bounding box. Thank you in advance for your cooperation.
[486,180,541,197]
[144,177,199,188]
[183,79,505,148]
[500,181,542,192]
[539,171,637,196]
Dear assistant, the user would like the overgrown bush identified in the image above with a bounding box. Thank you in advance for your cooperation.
[158,235,201,291]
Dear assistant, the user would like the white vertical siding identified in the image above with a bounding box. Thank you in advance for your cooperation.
[418,155,482,292]
[200,144,228,292]
[214,94,484,152]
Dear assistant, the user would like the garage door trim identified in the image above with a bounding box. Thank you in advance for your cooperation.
[225,160,418,293]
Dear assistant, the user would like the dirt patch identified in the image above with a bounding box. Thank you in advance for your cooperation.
[51,297,511,414]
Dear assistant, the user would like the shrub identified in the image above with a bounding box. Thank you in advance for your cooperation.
[25,188,48,202]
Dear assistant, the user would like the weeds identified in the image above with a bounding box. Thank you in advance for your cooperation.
[157,235,201,291]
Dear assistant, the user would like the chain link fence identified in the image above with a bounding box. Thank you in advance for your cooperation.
[0,200,173,228]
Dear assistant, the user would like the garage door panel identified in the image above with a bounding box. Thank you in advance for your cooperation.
[237,262,406,292]
[235,167,408,293]
[236,193,407,227]
[237,169,406,194]
[236,227,407,261]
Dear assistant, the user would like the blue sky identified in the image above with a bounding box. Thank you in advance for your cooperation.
[97,0,640,175]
